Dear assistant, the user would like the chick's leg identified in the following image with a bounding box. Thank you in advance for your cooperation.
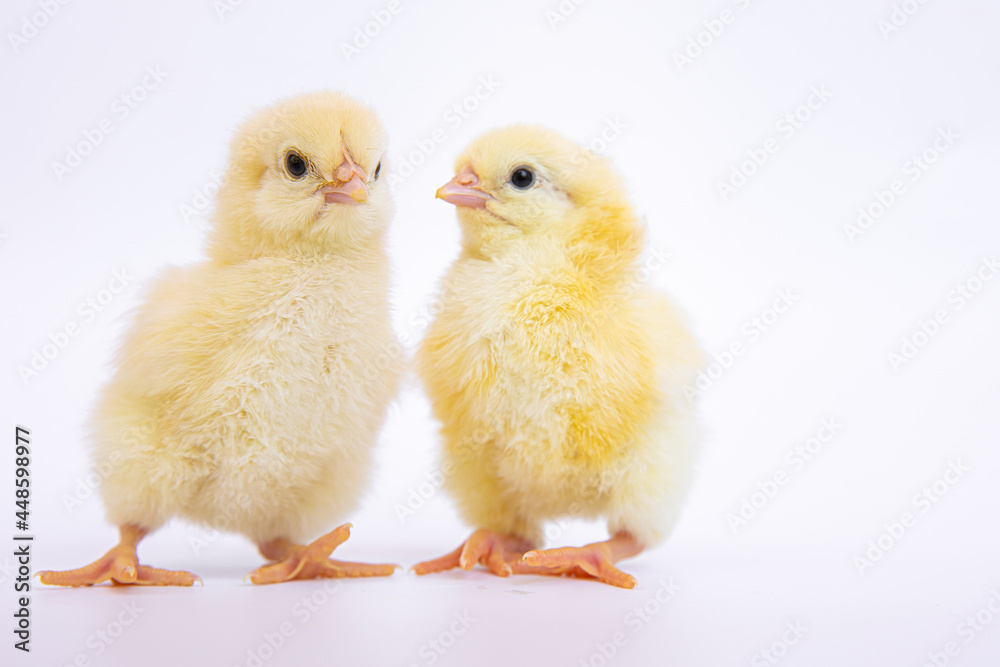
[412,528,540,578]
[37,524,200,587]
[521,532,643,589]
[247,523,397,585]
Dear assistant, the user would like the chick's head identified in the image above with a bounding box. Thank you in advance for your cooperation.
[211,91,392,261]
[437,125,642,267]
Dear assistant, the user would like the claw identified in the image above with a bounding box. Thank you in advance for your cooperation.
[416,530,643,588]
[248,523,397,585]
[39,524,199,588]
[39,547,198,587]
[521,535,642,589]
[414,529,533,579]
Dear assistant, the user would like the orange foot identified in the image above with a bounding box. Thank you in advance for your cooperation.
[414,529,643,589]
[522,533,642,589]
[413,528,542,578]
[247,523,398,585]
[37,525,200,587]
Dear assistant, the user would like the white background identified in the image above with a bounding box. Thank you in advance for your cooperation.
[2,0,999,665]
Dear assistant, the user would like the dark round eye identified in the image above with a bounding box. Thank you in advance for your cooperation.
[373,161,381,181]
[285,152,307,178]
[510,166,534,189]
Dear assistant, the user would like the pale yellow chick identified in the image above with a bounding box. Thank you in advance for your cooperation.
[39,91,400,586]
[413,125,703,588]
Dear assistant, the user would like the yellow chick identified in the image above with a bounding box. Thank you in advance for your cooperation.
[39,91,400,586]
[413,125,703,588]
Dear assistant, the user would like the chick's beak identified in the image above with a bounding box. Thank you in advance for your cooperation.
[436,166,492,209]
[320,157,368,205]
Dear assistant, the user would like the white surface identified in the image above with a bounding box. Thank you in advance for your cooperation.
[2,0,999,665]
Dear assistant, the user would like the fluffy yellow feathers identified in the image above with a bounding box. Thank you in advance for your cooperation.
[39,100,702,591]
[415,125,703,588]
[40,92,400,586]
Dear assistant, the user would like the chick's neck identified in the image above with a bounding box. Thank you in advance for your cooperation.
[206,216,387,266]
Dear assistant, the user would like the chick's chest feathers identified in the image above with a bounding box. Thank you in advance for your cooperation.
[117,251,395,399]
[420,247,662,478]
[96,250,399,541]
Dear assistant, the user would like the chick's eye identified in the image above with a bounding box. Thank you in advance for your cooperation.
[285,152,307,178]
[373,162,381,181]
[510,167,534,189]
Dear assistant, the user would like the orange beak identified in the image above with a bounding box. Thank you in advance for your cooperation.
[320,154,368,204]
[436,165,492,208]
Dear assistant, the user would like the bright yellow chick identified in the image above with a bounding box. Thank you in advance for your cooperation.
[413,125,703,588]
[39,91,400,586]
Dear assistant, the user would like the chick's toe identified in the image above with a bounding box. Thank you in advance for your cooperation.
[248,523,397,585]
[413,529,536,578]
[37,524,199,587]
[522,533,642,589]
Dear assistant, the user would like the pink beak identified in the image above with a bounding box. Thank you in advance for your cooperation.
[436,165,492,209]
[320,155,368,205]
